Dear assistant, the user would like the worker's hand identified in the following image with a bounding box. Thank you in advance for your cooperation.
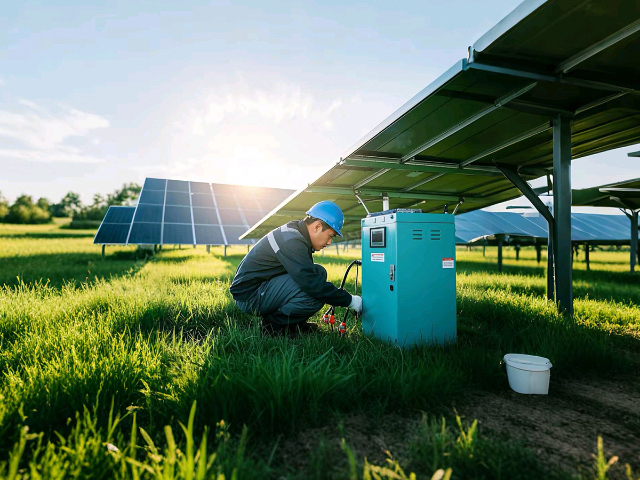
[349,294,363,315]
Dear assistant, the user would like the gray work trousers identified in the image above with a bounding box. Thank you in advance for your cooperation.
[234,264,327,326]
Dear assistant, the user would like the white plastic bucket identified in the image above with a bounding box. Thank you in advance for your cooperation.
[503,353,552,395]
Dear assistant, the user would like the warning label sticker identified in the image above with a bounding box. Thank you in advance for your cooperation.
[442,258,454,268]
[371,253,385,262]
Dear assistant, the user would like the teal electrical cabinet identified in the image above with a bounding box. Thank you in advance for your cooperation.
[361,211,456,347]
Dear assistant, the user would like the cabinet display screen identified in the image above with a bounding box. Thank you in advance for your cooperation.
[370,227,386,248]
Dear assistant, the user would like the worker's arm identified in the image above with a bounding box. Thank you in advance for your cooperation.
[276,237,352,307]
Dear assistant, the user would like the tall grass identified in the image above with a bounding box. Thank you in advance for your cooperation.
[0,228,638,478]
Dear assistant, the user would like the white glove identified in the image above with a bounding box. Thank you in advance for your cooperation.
[349,295,363,315]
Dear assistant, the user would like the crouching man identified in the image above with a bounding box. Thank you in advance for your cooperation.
[230,201,363,335]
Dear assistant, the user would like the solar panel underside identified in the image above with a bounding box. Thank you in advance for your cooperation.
[94,178,294,245]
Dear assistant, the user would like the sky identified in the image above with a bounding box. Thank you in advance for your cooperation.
[1,0,638,214]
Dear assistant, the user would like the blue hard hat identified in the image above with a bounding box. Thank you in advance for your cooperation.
[306,201,344,236]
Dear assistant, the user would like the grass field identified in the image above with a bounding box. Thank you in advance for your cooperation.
[1,223,639,479]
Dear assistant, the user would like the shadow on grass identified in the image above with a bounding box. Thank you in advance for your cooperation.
[0,250,148,289]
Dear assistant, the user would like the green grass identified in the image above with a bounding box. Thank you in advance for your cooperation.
[0,225,639,479]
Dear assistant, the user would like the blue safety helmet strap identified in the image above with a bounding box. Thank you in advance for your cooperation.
[306,201,344,237]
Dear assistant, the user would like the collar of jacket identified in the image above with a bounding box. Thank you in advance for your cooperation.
[294,219,313,251]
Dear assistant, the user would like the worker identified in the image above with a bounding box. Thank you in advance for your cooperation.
[230,201,363,335]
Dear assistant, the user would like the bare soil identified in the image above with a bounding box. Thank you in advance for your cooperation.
[458,372,640,479]
[276,372,640,479]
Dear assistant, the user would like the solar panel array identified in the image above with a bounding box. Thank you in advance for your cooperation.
[455,211,635,245]
[93,178,294,246]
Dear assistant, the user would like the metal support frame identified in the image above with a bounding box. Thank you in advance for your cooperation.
[343,157,504,176]
[400,83,537,162]
[305,185,463,203]
[585,243,590,271]
[556,19,640,74]
[632,210,638,273]
[535,243,541,263]
[224,245,227,257]
[497,234,504,273]
[206,245,210,254]
[552,116,573,314]
[354,168,391,189]
[494,162,555,302]
[460,123,550,168]
[102,244,105,259]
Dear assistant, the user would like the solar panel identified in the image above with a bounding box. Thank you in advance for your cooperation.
[94,179,294,246]
[128,222,162,244]
[163,223,194,244]
[134,204,163,223]
[167,179,189,192]
[138,190,165,205]
[164,206,192,224]
[104,206,135,224]
[165,191,190,206]
[455,211,633,244]
[143,178,166,191]
[195,225,225,244]
[193,207,219,224]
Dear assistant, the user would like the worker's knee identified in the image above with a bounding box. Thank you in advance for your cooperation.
[314,264,327,280]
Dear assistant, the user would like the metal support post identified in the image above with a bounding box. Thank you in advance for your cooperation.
[631,211,638,272]
[515,244,520,261]
[382,195,390,211]
[494,162,556,301]
[535,243,541,263]
[585,243,590,271]
[102,244,105,259]
[336,244,339,255]
[552,115,573,315]
[547,231,555,301]
[497,234,504,273]
[223,245,227,257]
[206,245,210,254]
[247,245,250,253]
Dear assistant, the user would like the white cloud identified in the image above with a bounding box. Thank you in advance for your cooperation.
[182,83,343,135]
[0,100,110,164]
[0,77,5,87]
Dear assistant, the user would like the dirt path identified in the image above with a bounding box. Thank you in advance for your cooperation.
[276,373,640,479]
[458,373,640,479]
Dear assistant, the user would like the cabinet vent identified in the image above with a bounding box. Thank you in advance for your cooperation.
[412,229,423,240]
[430,229,441,241]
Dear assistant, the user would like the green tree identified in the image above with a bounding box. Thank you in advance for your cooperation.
[50,191,83,217]
[4,195,52,224]
[0,192,9,221]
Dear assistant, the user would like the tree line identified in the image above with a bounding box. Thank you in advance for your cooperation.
[0,183,141,227]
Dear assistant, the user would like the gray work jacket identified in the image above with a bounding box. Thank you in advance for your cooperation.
[229,220,352,307]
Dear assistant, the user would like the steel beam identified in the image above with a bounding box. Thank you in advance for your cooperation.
[466,60,634,93]
[353,168,391,189]
[632,210,638,273]
[493,163,554,224]
[494,162,555,302]
[460,123,550,167]
[304,185,462,202]
[402,173,446,192]
[400,82,537,161]
[342,158,503,176]
[497,234,504,273]
[552,116,573,315]
[556,19,640,74]
[585,243,590,271]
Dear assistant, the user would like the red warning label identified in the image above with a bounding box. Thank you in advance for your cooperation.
[442,257,454,268]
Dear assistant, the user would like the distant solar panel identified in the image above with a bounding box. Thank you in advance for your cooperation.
[93,179,295,246]
[94,206,136,244]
